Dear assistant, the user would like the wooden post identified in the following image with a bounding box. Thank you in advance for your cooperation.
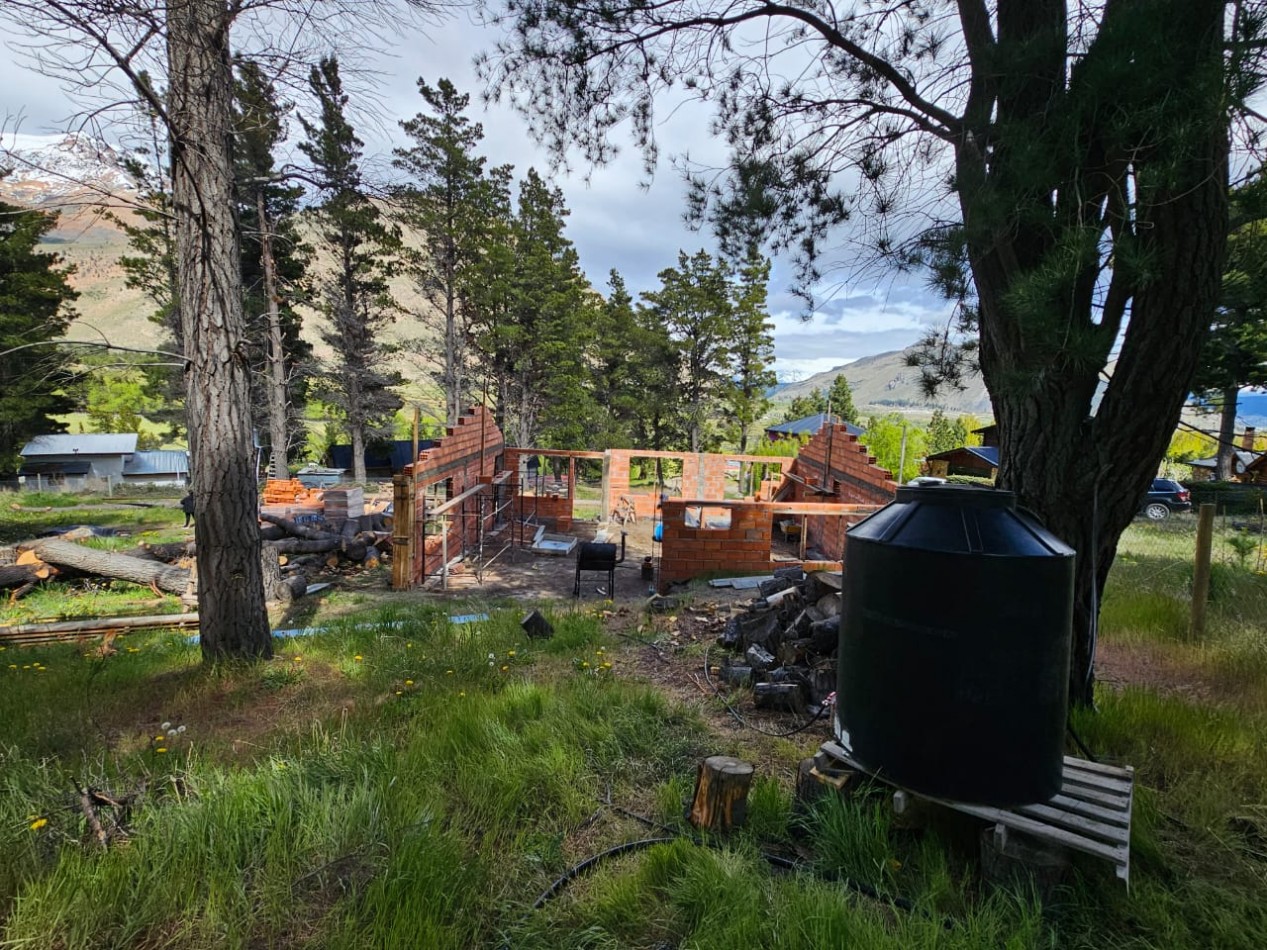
[687,755,754,831]
[1189,502,1216,641]
[391,474,411,590]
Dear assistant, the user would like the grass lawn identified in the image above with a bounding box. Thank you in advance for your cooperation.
[2,507,1267,947]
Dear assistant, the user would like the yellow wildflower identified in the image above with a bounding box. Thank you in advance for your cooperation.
[404,679,414,686]
[156,747,168,753]
[446,669,454,676]
[501,665,509,672]
[155,735,165,741]
[354,654,363,662]
[29,818,48,831]
[507,650,516,658]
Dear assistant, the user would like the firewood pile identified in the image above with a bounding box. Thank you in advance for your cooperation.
[714,567,842,713]
[258,510,393,593]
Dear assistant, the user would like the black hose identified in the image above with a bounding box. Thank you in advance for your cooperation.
[1066,721,1098,763]
[531,837,676,909]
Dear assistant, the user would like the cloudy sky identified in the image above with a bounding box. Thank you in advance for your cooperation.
[0,5,954,381]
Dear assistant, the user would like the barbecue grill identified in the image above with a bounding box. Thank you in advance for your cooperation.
[574,532,627,598]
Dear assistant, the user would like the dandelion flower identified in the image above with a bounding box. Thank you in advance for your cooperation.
[446,669,454,676]
[177,725,187,734]
[161,721,172,730]
[507,650,516,658]
[156,747,168,754]
[354,655,363,662]
[404,679,414,686]
[7,664,15,670]
[581,661,590,669]
[501,665,508,672]
[458,691,466,697]
[22,665,30,670]
[406,642,413,648]
[293,655,302,662]
[155,735,166,742]
[395,690,403,696]
[602,662,612,670]
[29,818,48,831]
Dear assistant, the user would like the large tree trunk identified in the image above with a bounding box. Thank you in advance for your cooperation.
[961,0,1227,707]
[1216,386,1240,481]
[30,538,191,594]
[258,190,291,481]
[168,0,271,660]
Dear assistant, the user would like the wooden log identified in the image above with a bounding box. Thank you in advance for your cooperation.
[28,539,189,595]
[259,524,287,541]
[260,543,288,604]
[281,574,308,601]
[0,563,49,589]
[753,682,805,714]
[271,537,341,555]
[258,513,338,541]
[341,538,368,562]
[688,756,755,832]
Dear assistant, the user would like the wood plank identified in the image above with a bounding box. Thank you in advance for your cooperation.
[1056,781,1131,810]
[1044,793,1133,826]
[932,799,1130,865]
[1062,766,1134,793]
[1014,803,1132,844]
[1063,755,1135,780]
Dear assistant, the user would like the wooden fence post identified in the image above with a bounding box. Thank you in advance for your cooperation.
[1189,503,1216,641]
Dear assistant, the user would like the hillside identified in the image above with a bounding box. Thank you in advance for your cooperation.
[1,134,442,400]
[777,349,995,419]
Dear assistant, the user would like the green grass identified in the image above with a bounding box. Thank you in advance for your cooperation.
[4,573,1267,947]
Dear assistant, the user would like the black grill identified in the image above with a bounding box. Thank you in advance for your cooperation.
[574,534,626,598]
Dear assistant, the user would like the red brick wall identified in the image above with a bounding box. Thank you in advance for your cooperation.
[658,500,773,592]
[788,424,896,560]
[407,406,505,585]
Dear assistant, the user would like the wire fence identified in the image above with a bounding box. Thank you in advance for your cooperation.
[1107,506,1267,633]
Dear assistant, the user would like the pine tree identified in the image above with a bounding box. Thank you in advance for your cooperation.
[394,78,490,425]
[586,270,646,447]
[0,199,78,473]
[825,374,859,427]
[299,56,403,483]
[726,247,776,453]
[234,57,311,479]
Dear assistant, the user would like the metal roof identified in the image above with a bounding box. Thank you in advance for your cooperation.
[766,413,864,437]
[1187,451,1261,474]
[20,433,138,457]
[123,450,189,476]
[925,444,1000,467]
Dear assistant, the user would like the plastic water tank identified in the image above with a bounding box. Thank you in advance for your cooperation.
[837,484,1074,806]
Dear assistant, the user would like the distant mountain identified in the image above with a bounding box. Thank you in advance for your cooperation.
[777,348,994,419]
[1,133,135,207]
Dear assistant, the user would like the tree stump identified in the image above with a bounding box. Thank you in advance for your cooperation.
[688,756,754,832]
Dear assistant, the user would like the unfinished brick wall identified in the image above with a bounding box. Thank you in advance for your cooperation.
[658,499,773,592]
[788,424,896,560]
[406,406,505,585]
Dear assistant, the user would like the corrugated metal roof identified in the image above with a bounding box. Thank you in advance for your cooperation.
[766,413,864,437]
[21,433,138,457]
[123,450,189,476]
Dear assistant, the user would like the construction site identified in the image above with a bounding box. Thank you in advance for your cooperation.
[375,406,898,597]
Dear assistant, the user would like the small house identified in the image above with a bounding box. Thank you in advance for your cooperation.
[18,433,138,491]
[122,450,190,487]
[925,444,999,479]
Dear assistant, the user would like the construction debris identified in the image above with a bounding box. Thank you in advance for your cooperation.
[715,567,842,709]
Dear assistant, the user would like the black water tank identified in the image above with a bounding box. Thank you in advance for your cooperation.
[838,485,1074,806]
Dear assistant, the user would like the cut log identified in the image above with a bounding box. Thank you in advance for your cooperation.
[688,756,755,832]
[341,538,367,562]
[141,542,196,563]
[259,524,287,541]
[753,682,805,714]
[28,539,189,595]
[271,537,341,555]
[258,513,338,541]
[0,563,50,589]
[281,574,308,601]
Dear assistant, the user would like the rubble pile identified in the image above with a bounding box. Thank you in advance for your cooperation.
[716,567,842,714]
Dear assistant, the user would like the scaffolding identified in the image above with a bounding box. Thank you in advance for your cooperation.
[417,473,515,588]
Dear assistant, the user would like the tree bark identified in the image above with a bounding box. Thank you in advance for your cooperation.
[258,189,291,481]
[688,756,754,832]
[0,564,49,590]
[29,539,190,594]
[1216,386,1240,481]
[167,0,271,660]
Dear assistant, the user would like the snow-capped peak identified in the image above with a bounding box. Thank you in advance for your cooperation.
[1,131,136,204]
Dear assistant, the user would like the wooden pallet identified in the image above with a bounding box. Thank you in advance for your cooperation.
[818,740,1135,888]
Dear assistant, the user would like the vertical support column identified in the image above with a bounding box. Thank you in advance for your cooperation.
[600,450,612,526]
[391,473,412,590]
[1189,502,1216,641]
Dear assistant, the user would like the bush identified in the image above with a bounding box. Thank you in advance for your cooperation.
[945,474,996,487]
[1185,481,1267,516]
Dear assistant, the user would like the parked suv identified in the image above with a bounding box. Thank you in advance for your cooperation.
[1140,478,1192,520]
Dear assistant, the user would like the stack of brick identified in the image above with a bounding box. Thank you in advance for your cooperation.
[323,487,364,529]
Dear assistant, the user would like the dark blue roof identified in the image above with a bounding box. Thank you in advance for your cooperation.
[766,413,864,437]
